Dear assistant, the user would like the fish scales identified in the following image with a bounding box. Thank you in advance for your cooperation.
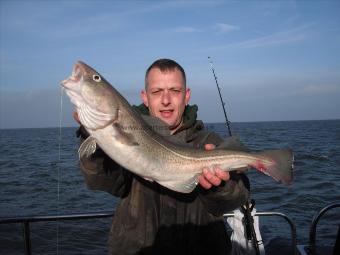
[61,61,294,193]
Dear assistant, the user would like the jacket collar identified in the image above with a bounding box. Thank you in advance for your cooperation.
[133,104,204,141]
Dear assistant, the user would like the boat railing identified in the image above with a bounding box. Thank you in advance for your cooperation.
[297,203,340,255]
[224,211,297,255]
[0,211,114,255]
[0,210,296,255]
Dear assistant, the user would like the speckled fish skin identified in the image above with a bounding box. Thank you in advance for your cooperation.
[61,61,294,193]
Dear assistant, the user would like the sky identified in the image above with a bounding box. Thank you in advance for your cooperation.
[0,0,339,129]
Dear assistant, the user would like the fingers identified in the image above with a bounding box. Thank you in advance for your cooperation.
[203,168,221,186]
[198,170,213,189]
[215,168,230,181]
[204,143,216,151]
[73,111,81,124]
[199,167,230,189]
[201,144,231,189]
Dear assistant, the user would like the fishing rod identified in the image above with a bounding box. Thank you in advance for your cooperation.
[208,57,261,255]
[208,56,232,137]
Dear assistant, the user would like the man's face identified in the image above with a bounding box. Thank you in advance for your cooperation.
[141,67,191,132]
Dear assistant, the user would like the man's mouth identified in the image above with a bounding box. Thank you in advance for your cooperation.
[160,109,174,118]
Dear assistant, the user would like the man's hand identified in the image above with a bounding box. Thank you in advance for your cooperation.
[73,111,81,124]
[198,144,230,189]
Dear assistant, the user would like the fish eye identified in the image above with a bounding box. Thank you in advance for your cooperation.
[93,74,101,82]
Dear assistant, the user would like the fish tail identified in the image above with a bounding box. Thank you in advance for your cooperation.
[253,149,294,185]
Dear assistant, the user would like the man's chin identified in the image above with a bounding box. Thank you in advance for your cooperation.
[155,115,182,131]
[159,118,174,127]
[159,118,176,128]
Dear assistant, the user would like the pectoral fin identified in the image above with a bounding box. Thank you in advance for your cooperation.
[113,123,139,146]
[78,136,97,158]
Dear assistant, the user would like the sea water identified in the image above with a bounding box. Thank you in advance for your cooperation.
[1,120,339,254]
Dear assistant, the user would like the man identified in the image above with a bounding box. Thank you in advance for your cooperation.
[75,59,249,255]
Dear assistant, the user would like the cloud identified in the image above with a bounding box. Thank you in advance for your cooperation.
[167,22,238,36]
[237,28,306,48]
[207,24,311,51]
[213,23,239,33]
[1,1,228,41]
[49,14,123,38]
[172,26,201,33]
[296,84,340,95]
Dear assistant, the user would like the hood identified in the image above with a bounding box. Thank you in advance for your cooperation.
[133,104,204,140]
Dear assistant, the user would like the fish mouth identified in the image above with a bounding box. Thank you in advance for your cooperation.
[60,62,87,108]
[61,61,85,90]
[61,61,116,130]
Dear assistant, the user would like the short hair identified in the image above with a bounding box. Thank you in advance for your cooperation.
[145,58,186,89]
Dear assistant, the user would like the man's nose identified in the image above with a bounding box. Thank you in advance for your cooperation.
[161,90,171,105]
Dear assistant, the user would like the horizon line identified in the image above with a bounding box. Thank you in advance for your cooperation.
[1,118,339,131]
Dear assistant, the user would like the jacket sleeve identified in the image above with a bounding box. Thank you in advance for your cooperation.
[197,131,250,216]
[76,126,133,198]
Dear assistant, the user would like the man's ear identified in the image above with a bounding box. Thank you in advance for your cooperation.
[185,88,191,105]
[141,90,149,107]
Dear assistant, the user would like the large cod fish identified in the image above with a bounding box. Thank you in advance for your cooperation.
[61,61,294,193]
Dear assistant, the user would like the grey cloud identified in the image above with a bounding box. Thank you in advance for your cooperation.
[213,23,239,33]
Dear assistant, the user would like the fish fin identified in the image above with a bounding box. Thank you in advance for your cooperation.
[113,123,139,146]
[78,136,97,158]
[158,173,201,193]
[143,177,154,182]
[253,149,294,185]
[229,165,249,172]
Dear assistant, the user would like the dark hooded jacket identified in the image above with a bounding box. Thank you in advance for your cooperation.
[77,104,249,255]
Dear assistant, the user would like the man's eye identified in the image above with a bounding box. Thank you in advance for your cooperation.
[151,90,161,95]
[170,89,181,94]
